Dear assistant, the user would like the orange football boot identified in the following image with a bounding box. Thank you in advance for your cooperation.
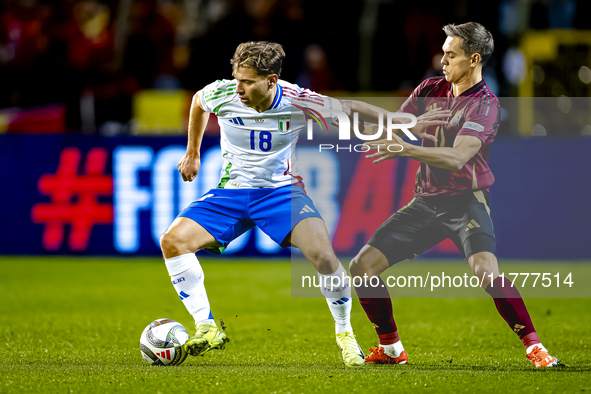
[526,346,560,367]
[365,346,408,364]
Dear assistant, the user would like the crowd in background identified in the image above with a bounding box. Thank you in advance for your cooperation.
[1,0,590,132]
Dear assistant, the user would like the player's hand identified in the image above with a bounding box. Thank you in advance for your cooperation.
[364,132,406,163]
[177,152,201,182]
[412,108,451,143]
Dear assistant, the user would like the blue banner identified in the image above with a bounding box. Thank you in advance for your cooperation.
[0,134,589,258]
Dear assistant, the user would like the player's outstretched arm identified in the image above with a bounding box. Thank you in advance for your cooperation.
[365,133,481,169]
[343,100,450,142]
[342,100,388,123]
[178,91,210,182]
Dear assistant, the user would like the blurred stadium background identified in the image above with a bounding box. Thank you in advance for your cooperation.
[1,0,591,133]
[0,0,590,258]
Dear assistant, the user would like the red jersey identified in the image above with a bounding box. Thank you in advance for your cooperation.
[399,77,500,196]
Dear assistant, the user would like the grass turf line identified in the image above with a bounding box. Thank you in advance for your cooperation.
[0,256,590,393]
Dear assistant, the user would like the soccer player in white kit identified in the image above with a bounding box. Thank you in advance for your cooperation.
[160,41,376,366]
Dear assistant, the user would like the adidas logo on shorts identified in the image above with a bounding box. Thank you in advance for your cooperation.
[300,205,315,214]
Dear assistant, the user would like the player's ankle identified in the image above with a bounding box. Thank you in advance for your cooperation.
[526,343,547,354]
[195,319,216,328]
[335,321,353,335]
[381,340,405,358]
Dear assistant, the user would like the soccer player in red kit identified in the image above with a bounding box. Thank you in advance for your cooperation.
[350,22,559,368]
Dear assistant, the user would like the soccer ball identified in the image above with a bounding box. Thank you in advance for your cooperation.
[139,318,189,366]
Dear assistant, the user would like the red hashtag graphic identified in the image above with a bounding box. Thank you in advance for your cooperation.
[31,147,113,251]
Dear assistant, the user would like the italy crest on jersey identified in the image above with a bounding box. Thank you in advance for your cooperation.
[278,115,291,131]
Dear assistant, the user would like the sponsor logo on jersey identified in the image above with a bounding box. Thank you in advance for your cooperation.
[229,117,244,125]
[279,115,291,131]
[255,118,265,123]
[172,277,185,285]
[450,108,465,127]
[464,121,484,132]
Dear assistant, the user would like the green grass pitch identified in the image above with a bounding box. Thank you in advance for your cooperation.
[1,256,590,393]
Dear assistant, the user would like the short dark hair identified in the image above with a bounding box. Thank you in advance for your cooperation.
[443,22,494,64]
[231,41,285,76]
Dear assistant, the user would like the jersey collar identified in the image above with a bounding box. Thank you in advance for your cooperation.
[269,84,283,110]
[456,78,486,97]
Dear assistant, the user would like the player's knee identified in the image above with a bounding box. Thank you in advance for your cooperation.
[471,264,489,285]
[159,231,184,258]
[349,255,363,277]
[307,249,338,274]
[350,254,377,278]
[469,252,499,287]
[350,246,388,278]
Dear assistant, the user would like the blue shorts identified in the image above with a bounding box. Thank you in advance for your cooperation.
[178,185,322,254]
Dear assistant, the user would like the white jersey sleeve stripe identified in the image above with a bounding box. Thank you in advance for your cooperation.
[199,80,237,114]
[282,85,323,98]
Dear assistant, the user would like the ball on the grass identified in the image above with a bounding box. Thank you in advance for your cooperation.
[139,318,189,366]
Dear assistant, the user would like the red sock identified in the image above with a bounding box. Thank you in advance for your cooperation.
[522,332,541,350]
[485,276,538,348]
[354,276,398,337]
[378,331,400,345]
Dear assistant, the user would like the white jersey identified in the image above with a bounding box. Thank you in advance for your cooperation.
[198,79,342,188]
